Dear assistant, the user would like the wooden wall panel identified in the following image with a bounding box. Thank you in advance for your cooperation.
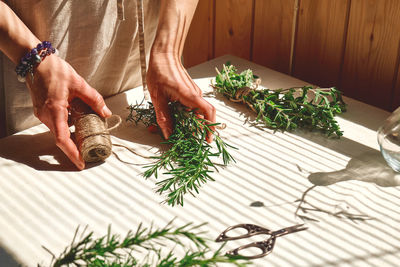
[252,0,296,74]
[393,65,400,110]
[341,0,400,110]
[183,0,214,68]
[182,0,400,111]
[214,0,253,60]
[293,0,349,87]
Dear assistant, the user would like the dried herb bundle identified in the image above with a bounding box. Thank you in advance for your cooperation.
[127,102,235,206]
[213,64,346,137]
[41,221,249,266]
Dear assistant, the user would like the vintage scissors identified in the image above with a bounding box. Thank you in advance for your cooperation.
[215,223,308,259]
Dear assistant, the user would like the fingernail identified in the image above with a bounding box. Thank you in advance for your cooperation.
[76,155,85,170]
[76,162,85,170]
[102,106,112,117]
[162,128,173,140]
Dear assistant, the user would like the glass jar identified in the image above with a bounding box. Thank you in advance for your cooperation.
[377,106,400,172]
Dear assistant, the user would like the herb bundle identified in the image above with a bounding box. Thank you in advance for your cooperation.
[41,221,249,266]
[213,64,346,137]
[127,102,235,206]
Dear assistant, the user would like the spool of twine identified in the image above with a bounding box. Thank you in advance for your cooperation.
[70,98,118,163]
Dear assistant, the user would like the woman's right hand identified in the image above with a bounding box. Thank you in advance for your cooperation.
[1,2,112,170]
[26,54,112,170]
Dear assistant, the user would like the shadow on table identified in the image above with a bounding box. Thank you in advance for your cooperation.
[106,98,169,157]
[210,89,400,220]
[0,247,20,267]
[295,151,400,222]
[311,248,400,267]
[0,129,114,171]
[308,151,400,187]
[0,95,167,171]
[206,87,382,159]
[0,131,78,171]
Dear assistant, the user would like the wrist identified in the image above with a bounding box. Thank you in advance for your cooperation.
[15,41,58,83]
[151,30,180,56]
[149,48,180,65]
[151,43,178,56]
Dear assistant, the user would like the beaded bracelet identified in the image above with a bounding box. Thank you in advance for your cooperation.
[15,41,58,83]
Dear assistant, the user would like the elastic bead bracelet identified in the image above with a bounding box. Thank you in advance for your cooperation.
[15,41,58,83]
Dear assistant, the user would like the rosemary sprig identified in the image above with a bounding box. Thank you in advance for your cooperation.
[213,64,346,137]
[40,221,249,267]
[127,102,235,206]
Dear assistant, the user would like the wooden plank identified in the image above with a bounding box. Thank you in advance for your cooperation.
[252,0,296,74]
[341,0,400,110]
[183,0,214,68]
[391,49,400,110]
[293,0,350,87]
[214,0,253,60]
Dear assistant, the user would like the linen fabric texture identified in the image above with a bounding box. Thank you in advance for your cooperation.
[0,0,160,136]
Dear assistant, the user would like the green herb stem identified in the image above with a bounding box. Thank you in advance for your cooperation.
[41,221,249,267]
[213,64,346,137]
[127,102,235,206]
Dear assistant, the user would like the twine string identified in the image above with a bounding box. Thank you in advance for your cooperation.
[112,143,155,166]
[211,77,262,114]
[229,86,257,113]
[74,113,122,163]
[74,114,122,141]
[70,99,122,163]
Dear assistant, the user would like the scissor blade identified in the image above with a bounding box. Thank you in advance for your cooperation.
[272,224,308,237]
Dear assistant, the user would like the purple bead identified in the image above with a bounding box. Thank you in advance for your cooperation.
[31,48,38,55]
[43,41,51,48]
[37,43,43,50]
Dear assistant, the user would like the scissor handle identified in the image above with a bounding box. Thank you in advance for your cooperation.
[215,224,271,242]
[226,236,276,259]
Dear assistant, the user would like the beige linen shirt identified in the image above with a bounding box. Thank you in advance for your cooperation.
[0,0,160,136]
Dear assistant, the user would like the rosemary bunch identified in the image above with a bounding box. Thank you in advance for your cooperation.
[41,221,249,266]
[127,102,235,206]
[213,64,346,137]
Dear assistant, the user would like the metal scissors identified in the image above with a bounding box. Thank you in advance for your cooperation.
[215,223,308,259]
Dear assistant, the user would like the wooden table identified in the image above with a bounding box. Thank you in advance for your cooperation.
[0,55,399,266]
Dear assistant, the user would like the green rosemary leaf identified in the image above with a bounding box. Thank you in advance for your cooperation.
[40,221,250,266]
[212,64,346,137]
[127,102,235,206]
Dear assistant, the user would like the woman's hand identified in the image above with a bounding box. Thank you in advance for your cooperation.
[26,55,112,170]
[0,2,111,169]
[147,52,216,142]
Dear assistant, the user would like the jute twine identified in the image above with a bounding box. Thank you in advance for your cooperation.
[70,99,121,163]
[226,78,262,113]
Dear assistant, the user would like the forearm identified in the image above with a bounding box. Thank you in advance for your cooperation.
[151,0,199,57]
[0,2,40,64]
